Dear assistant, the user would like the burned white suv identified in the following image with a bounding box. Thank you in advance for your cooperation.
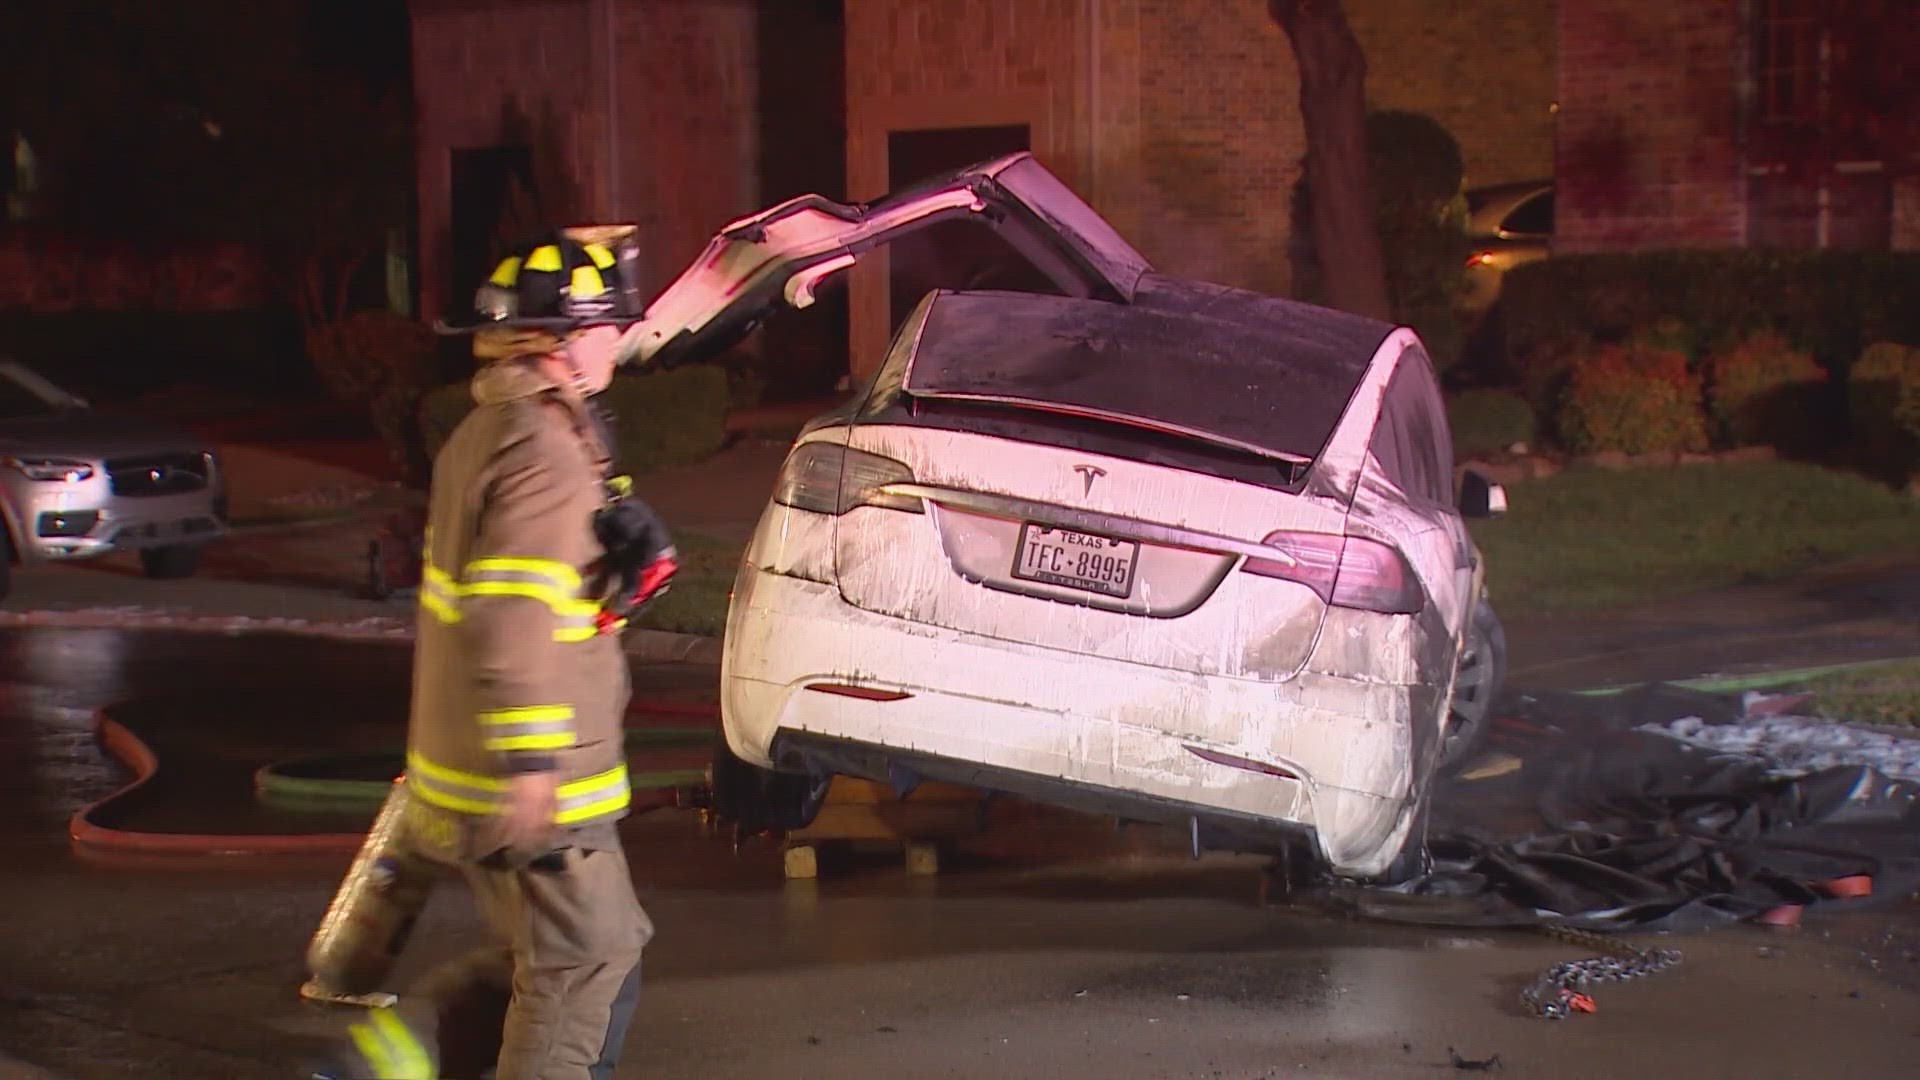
[625,153,1508,882]
[0,360,227,599]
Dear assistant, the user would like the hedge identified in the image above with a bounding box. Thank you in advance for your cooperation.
[1850,341,1920,463]
[1702,330,1828,450]
[420,364,731,476]
[1556,342,1708,455]
[1497,251,1920,373]
[1446,388,1536,456]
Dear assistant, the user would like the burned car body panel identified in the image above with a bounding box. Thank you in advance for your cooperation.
[626,152,1151,371]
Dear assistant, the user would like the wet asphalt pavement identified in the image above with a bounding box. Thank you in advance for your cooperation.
[1,626,1918,1079]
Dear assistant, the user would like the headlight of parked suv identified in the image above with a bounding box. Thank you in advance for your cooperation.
[4,457,95,482]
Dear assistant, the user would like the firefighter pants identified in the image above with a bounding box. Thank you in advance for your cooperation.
[333,839,652,1079]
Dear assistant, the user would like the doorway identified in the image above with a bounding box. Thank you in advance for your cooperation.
[885,124,1058,333]
[448,144,536,316]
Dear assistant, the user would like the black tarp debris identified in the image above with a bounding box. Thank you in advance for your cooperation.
[1358,684,1920,932]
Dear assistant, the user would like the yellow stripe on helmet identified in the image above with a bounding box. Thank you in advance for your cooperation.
[570,265,607,298]
[487,256,523,287]
[524,245,563,272]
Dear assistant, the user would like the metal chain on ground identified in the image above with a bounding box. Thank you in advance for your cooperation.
[1520,924,1684,1018]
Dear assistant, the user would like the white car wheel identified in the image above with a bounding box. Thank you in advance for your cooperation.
[1440,600,1506,771]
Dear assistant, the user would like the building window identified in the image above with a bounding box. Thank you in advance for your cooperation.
[1755,0,1822,125]
[1747,0,1891,250]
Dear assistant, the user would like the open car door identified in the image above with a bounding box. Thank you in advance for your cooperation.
[624,152,1151,369]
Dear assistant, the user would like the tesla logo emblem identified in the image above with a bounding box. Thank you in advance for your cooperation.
[1072,464,1106,495]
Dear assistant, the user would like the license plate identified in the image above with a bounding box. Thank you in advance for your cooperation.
[1011,523,1139,598]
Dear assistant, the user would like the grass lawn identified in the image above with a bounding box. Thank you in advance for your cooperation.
[1470,460,1920,617]
[631,532,745,637]
[1779,659,1920,727]
[633,461,1916,637]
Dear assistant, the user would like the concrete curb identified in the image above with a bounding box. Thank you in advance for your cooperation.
[0,608,723,664]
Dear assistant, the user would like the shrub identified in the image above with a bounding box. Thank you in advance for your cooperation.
[1498,251,1920,373]
[1626,319,1704,361]
[419,382,474,463]
[1703,330,1829,449]
[305,312,439,486]
[419,363,731,476]
[1849,341,1920,461]
[1557,343,1708,455]
[304,311,437,415]
[1447,389,1537,456]
[1507,329,1592,441]
[601,364,731,472]
[369,387,430,487]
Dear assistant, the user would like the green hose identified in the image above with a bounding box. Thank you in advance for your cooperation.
[255,727,719,810]
[1570,656,1920,698]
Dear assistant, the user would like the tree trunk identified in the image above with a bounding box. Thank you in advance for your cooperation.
[1270,0,1392,321]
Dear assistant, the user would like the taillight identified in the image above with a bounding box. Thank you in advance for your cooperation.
[1241,531,1424,614]
[1465,250,1495,268]
[772,443,924,515]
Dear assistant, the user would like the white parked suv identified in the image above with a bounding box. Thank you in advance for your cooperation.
[0,360,227,599]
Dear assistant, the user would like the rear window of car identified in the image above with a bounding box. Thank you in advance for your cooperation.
[1501,192,1554,235]
[1368,345,1454,507]
[903,291,1371,465]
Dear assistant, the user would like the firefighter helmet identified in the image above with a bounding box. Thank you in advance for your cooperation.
[439,230,644,335]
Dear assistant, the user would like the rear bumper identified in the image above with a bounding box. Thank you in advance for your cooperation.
[720,567,1424,878]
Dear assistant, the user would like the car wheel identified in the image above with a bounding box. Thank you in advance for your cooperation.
[1439,599,1507,771]
[139,543,205,580]
[709,745,831,834]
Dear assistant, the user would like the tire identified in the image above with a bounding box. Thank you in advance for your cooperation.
[1439,599,1507,771]
[139,543,205,580]
[709,745,831,834]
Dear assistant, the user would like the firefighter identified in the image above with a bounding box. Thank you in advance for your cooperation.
[312,230,675,1080]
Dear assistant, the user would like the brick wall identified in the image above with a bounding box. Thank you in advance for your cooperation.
[1130,1,1302,298]
[1555,0,1747,252]
[1349,0,1556,189]
[842,0,1090,377]
[409,0,757,321]
[844,0,1559,376]
[606,0,760,292]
